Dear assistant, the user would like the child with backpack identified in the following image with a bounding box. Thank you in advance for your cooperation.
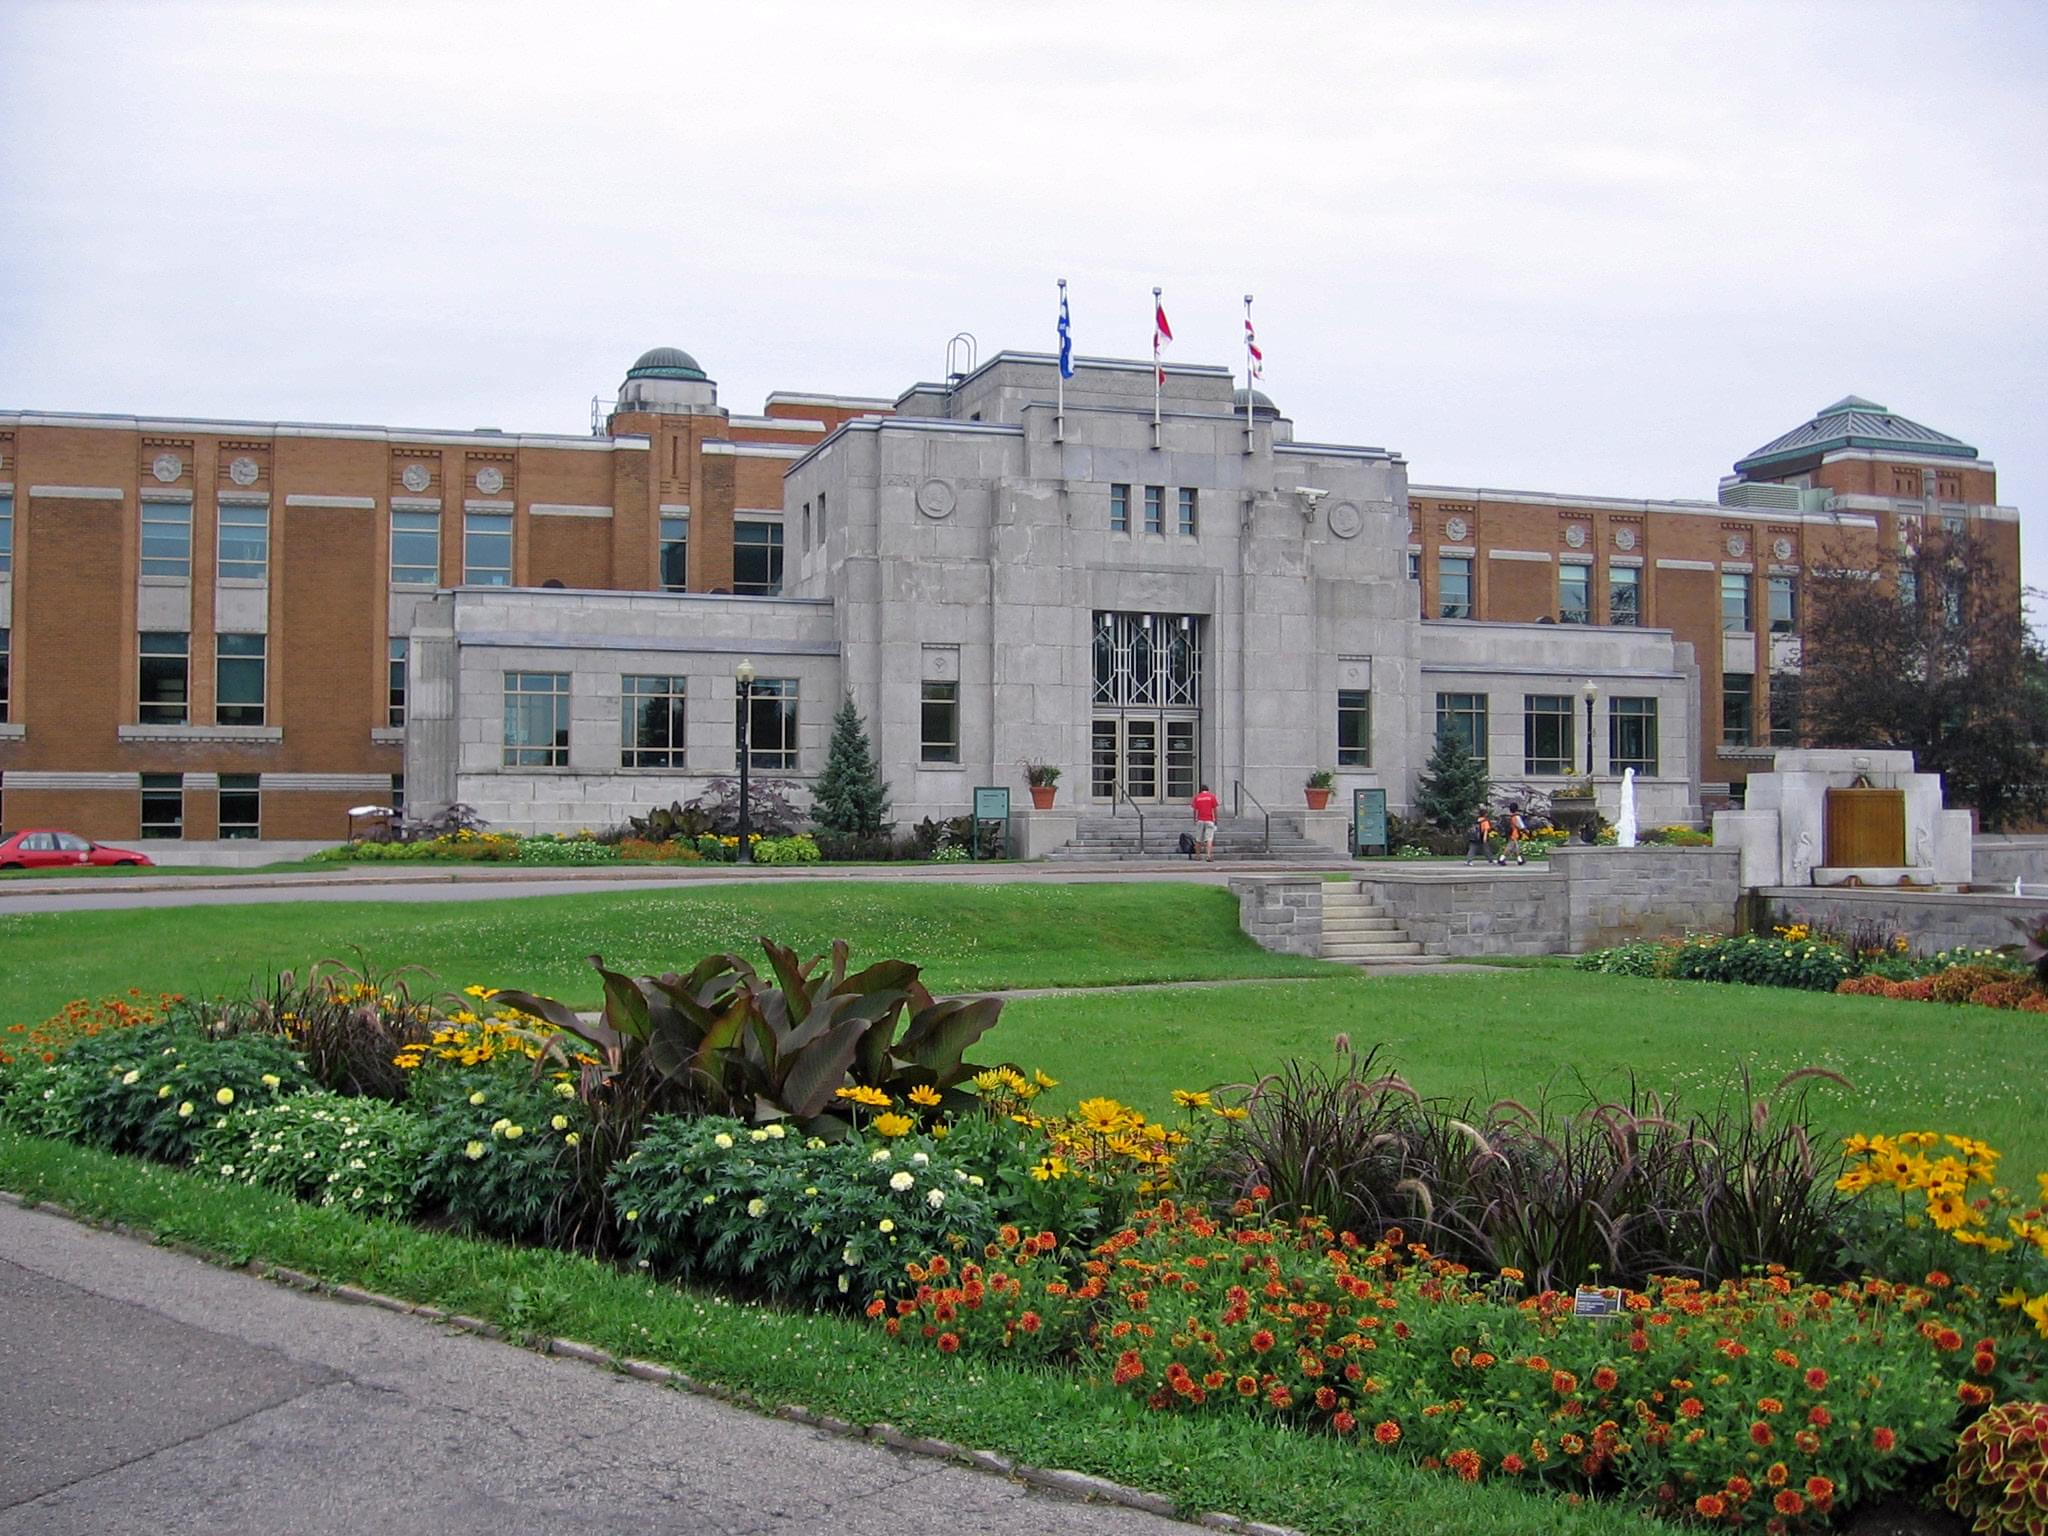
[1465,810,1492,865]
[1496,802,1527,865]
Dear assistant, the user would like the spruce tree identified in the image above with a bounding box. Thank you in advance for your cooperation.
[1414,726,1492,831]
[811,692,893,838]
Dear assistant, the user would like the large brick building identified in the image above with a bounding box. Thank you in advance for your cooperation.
[0,345,2019,844]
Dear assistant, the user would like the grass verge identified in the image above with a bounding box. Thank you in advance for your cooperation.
[0,882,1340,1023]
[0,1128,1640,1536]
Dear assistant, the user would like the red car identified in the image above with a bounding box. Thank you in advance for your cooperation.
[0,829,155,870]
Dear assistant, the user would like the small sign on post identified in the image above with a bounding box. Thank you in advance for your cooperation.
[971,786,1011,862]
[1573,1287,1623,1319]
[1352,787,1388,857]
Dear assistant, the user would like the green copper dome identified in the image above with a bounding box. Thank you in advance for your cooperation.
[625,346,709,382]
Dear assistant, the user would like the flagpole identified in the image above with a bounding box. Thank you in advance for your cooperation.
[1056,277,1067,441]
[1152,285,1163,444]
[1244,294,1255,449]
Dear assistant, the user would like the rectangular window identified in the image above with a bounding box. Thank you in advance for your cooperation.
[464,511,512,585]
[391,772,405,814]
[138,632,189,724]
[1337,689,1371,768]
[737,676,798,771]
[733,520,784,595]
[1523,694,1575,775]
[1610,697,1659,775]
[1434,691,1489,767]
[0,626,8,723]
[920,680,960,764]
[215,633,266,726]
[621,674,687,768]
[388,638,407,728]
[659,514,688,591]
[1558,564,1590,624]
[802,501,812,550]
[502,671,569,766]
[1722,673,1754,748]
[1721,570,1751,631]
[1178,487,1198,536]
[217,773,260,840]
[1608,565,1640,626]
[1110,483,1130,533]
[391,510,441,585]
[217,503,269,581]
[1768,672,1800,747]
[141,500,192,578]
[139,773,184,839]
[1768,573,1797,634]
[1144,485,1164,535]
[0,493,12,573]
[1438,555,1473,620]
[1406,550,1420,583]
[816,491,826,544]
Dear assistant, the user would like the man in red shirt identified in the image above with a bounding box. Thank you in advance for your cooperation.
[1190,783,1220,862]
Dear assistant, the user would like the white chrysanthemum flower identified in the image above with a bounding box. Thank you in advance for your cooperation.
[746,1197,768,1218]
[927,1189,946,1210]
[889,1171,916,1192]
[713,1133,735,1150]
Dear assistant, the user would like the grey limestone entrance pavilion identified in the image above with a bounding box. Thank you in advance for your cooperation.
[406,351,1700,844]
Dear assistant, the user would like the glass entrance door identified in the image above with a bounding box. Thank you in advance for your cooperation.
[1091,713,1198,804]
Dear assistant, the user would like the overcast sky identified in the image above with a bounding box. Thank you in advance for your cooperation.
[4,1,2043,591]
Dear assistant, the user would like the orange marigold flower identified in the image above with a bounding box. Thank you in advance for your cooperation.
[1551,1370,1578,1396]
[1872,1426,1897,1453]
[1725,1475,1753,1499]
[1236,1375,1259,1397]
[1373,1419,1401,1446]
[1805,1476,1835,1501]
[1774,1489,1806,1516]
[1764,1462,1789,1488]
[1678,1397,1705,1419]
[1749,1422,1774,1447]
[1808,1404,1831,1428]
[1591,1367,1618,1392]
[1249,1329,1276,1354]
[1934,1327,1963,1351]
[1694,1494,1727,1519]
[1314,1386,1337,1412]
[1331,1409,1357,1434]
[937,1333,960,1354]
[1757,1396,1783,1415]
[1804,1366,1829,1390]
[1957,1382,1993,1406]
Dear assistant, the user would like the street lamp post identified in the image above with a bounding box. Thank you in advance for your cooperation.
[1581,679,1599,780]
[735,658,756,865]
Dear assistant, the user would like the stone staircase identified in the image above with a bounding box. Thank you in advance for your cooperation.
[1319,881,1439,966]
[1045,813,1330,863]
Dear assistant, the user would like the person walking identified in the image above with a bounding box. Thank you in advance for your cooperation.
[1465,809,1492,865]
[1497,801,1528,865]
[1190,782,1220,862]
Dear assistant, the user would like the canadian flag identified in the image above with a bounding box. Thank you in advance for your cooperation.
[1153,295,1173,385]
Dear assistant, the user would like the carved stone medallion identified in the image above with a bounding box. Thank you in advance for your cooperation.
[1327,501,1363,539]
[401,463,431,493]
[151,452,183,484]
[474,465,505,495]
[1444,515,1469,542]
[1726,533,1748,558]
[1563,523,1587,549]
[228,455,260,486]
[1772,536,1793,562]
[916,478,956,519]
[1614,527,1636,551]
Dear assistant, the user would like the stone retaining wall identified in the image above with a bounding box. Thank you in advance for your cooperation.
[1970,836,2048,890]
[1356,871,1568,956]
[1227,876,1325,957]
[1550,845,1743,950]
[1761,886,2039,954]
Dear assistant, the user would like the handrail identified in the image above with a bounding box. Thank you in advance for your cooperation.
[1113,786,1147,853]
[1233,780,1272,852]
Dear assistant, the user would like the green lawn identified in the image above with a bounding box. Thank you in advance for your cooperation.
[0,882,1338,1024]
[994,971,2048,1174]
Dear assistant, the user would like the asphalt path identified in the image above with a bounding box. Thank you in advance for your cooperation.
[0,1199,1193,1536]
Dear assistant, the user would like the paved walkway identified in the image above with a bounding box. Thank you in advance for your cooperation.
[0,1199,1192,1536]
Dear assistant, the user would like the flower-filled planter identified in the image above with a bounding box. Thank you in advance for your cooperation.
[1023,762,1061,811]
[1305,771,1334,811]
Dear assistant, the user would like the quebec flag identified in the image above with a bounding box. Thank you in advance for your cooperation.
[1057,288,1074,380]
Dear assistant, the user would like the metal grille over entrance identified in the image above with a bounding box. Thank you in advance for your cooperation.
[1091,612,1201,803]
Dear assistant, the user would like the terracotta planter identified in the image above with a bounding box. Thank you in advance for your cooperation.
[1028,784,1057,810]
[1305,787,1333,811]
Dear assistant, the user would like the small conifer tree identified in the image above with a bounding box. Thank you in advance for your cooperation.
[1414,726,1492,831]
[811,692,893,839]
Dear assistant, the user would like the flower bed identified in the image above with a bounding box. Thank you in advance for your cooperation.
[1576,923,2030,1002]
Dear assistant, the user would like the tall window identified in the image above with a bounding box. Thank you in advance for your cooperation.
[1608,565,1640,626]
[816,491,827,544]
[1178,487,1199,536]
[1110,483,1130,533]
[1438,556,1473,620]
[733,520,784,595]
[140,774,184,838]
[659,514,688,591]
[1435,691,1488,766]
[138,632,189,724]
[1337,689,1371,768]
[141,500,192,578]
[215,634,266,726]
[0,492,12,573]
[1609,697,1659,775]
[1558,565,1590,624]
[217,503,269,581]
[217,774,260,839]
[738,676,798,770]
[464,511,512,585]
[1406,550,1420,583]
[1143,485,1164,535]
[391,510,440,585]
[503,671,569,766]
[921,681,960,764]
[0,626,9,723]
[1768,672,1801,747]
[1768,573,1798,634]
[1722,673,1754,748]
[1720,570,1751,631]
[621,674,686,768]
[388,638,408,728]
[1523,694,1574,775]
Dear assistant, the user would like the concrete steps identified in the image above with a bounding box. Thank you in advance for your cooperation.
[1320,881,1439,966]
[1045,814,1329,863]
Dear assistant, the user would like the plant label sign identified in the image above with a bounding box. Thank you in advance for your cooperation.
[1352,787,1388,856]
[1573,1287,1623,1318]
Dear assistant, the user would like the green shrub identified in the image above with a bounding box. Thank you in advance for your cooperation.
[515,837,618,866]
[609,1115,998,1306]
[64,1025,314,1164]
[1572,940,1674,977]
[413,1071,590,1245]
[752,834,821,866]
[195,1091,428,1215]
[1663,934,1854,991]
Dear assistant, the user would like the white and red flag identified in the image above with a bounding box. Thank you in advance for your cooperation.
[1152,292,1173,385]
[1245,307,1263,380]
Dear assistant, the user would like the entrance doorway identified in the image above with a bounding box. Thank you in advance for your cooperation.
[1091,714,1199,804]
